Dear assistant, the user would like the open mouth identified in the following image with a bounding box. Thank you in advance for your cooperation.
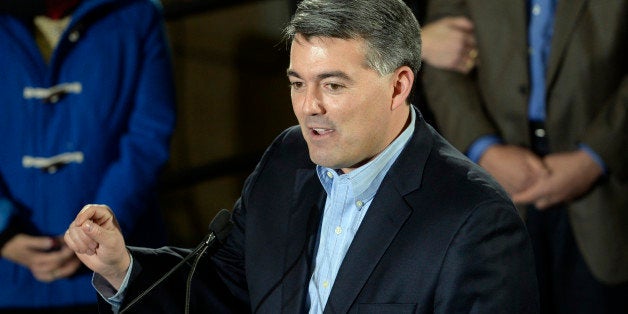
[312,128,334,136]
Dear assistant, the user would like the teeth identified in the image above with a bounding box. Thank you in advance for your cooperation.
[313,128,331,135]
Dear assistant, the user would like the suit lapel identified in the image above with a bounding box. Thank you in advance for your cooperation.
[280,168,325,312]
[324,187,413,313]
[546,0,586,89]
[323,109,431,313]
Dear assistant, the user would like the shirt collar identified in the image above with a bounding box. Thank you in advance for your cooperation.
[316,107,416,206]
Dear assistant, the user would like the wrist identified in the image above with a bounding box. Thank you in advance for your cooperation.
[103,250,131,290]
[575,149,604,181]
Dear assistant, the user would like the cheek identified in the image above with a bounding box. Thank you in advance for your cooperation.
[336,104,376,142]
[291,93,304,117]
[349,94,393,137]
[290,92,299,108]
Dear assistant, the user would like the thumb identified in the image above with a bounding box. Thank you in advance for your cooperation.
[512,183,544,205]
[81,220,110,245]
[22,235,56,251]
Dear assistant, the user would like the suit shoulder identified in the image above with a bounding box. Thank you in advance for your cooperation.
[424,134,514,213]
[262,125,310,166]
[241,125,313,192]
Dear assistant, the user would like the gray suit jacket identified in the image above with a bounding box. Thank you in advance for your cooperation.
[423,0,628,283]
[114,112,538,313]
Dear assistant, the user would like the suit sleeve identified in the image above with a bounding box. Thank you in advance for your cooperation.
[434,200,539,313]
[580,76,628,181]
[109,128,296,313]
[111,188,254,313]
[422,0,498,153]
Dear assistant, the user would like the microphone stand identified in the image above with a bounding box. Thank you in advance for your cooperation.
[184,237,212,314]
[120,209,232,314]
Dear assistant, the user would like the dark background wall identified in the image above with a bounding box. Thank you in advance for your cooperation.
[158,0,296,245]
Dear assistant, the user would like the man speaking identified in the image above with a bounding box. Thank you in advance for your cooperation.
[65,0,539,312]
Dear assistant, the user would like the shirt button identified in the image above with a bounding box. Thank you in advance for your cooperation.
[532,4,541,15]
[356,200,364,208]
[326,171,333,179]
[335,226,342,235]
[323,281,330,288]
[535,128,546,138]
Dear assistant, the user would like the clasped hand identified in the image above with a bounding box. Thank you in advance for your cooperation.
[422,16,477,73]
[1,233,80,282]
[480,145,603,209]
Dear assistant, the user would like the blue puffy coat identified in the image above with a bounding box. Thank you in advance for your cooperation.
[0,0,175,308]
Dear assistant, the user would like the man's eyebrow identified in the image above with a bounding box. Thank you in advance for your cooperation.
[317,71,352,82]
[286,69,353,82]
[286,69,301,78]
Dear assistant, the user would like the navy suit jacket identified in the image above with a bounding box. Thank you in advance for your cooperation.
[114,110,539,313]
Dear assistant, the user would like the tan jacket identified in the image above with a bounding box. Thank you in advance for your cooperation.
[423,0,628,284]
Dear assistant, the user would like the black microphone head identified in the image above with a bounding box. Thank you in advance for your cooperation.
[209,208,233,243]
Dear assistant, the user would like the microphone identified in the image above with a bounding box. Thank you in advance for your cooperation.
[202,208,233,247]
[119,209,233,314]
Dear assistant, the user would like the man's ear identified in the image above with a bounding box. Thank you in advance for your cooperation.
[390,66,414,110]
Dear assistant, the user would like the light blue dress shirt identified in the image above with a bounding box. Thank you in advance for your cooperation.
[528,0,557,122]
[307,109,416,313]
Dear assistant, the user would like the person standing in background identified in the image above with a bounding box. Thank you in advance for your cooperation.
[423,1,627,313]
[0,0,176,312]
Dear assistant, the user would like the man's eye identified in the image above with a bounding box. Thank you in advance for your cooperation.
[327,83,343,91]
[290,82,303,89]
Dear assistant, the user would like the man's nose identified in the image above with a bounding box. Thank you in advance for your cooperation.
[301,86,324,115]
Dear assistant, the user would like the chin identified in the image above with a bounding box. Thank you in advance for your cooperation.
[309,153,337,169]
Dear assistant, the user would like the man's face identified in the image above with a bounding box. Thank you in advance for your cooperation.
[288,34,407,173]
